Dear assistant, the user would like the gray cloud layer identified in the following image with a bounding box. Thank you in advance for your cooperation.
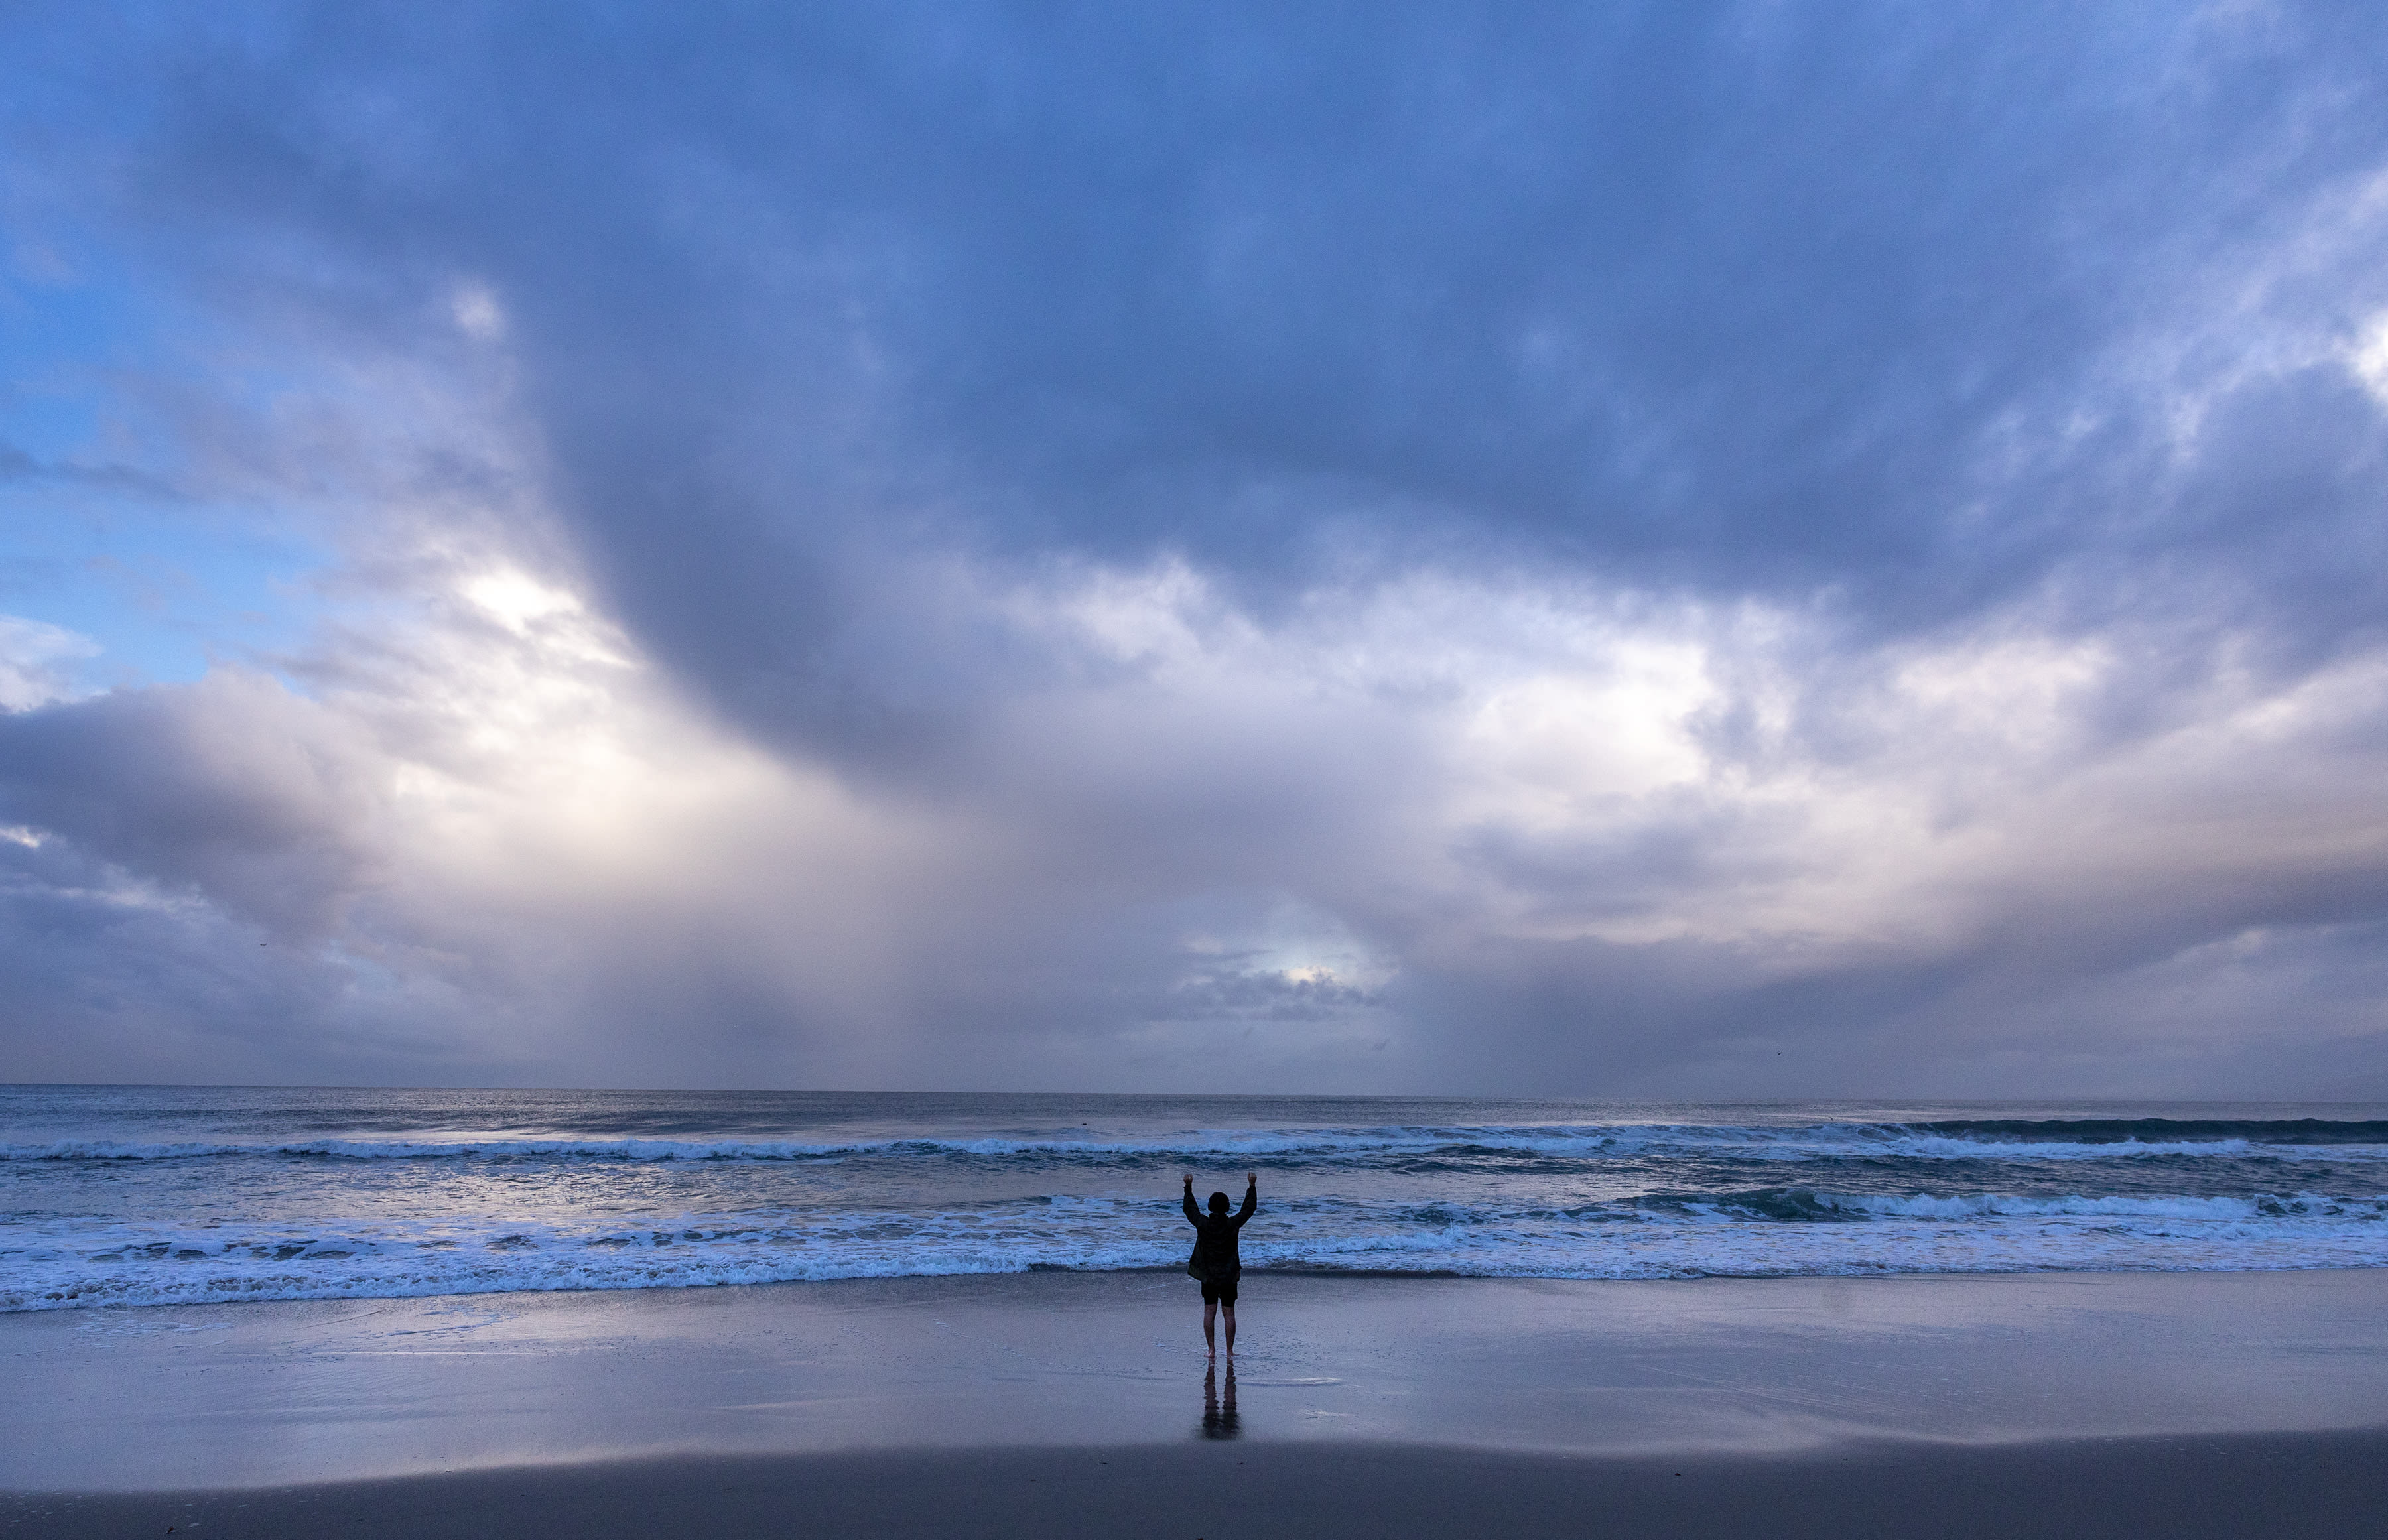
[3,2,2387,1093]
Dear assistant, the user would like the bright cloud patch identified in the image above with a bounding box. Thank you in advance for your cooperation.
[0,617,99,712]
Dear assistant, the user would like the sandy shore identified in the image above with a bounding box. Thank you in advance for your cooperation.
[7,1268,2388,1533]
[13,1431,2388,1539]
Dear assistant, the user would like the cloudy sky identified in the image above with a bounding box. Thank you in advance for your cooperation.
[3,2,2386,1096]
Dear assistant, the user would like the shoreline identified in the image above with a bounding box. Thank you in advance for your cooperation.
[16,1252,2388,1315]
[15,1429,2388,1539]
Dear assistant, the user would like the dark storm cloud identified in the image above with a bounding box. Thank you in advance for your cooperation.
[3,1,2388,1091]
[44,2,2377,743]
[0,672,384,937]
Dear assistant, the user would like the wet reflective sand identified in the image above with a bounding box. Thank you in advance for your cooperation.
[6,1267,2387,1490]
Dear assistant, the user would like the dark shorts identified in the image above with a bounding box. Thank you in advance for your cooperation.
[1199,1274,1239,1305]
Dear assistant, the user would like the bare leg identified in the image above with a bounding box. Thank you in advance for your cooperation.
[1202,1299,1217,1356]
[1223,1303,1237,1356]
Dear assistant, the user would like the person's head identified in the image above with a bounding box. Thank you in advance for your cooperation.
[1208,1190,1230,1214]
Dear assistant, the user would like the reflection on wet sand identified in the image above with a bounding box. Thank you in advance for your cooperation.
[1201,1362,1239,1440]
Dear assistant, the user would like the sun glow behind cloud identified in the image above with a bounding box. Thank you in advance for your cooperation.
[7,379,2388,1090]
[92,479,2370,1089]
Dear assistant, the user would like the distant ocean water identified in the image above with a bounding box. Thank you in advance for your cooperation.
[7,1086,2388,1313]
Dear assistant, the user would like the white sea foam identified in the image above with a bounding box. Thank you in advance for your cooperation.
[7,1189,2388,1313]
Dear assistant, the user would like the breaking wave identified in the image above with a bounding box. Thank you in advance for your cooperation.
[9,1091,2388,1311]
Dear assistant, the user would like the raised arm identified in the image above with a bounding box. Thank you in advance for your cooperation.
[1232,1171,1258,1225]
[1183,1173,1201,1226]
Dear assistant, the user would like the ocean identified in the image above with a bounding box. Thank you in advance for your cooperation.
[6,1086,2388,1313]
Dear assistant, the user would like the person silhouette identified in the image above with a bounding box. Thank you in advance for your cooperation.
[1181,1171,1257,1356]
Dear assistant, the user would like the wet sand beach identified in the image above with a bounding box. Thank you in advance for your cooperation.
[7,1269,2387,1535]
[16,1431,2388,1540]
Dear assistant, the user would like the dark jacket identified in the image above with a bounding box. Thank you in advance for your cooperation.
[1184,1184,1257,1281]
